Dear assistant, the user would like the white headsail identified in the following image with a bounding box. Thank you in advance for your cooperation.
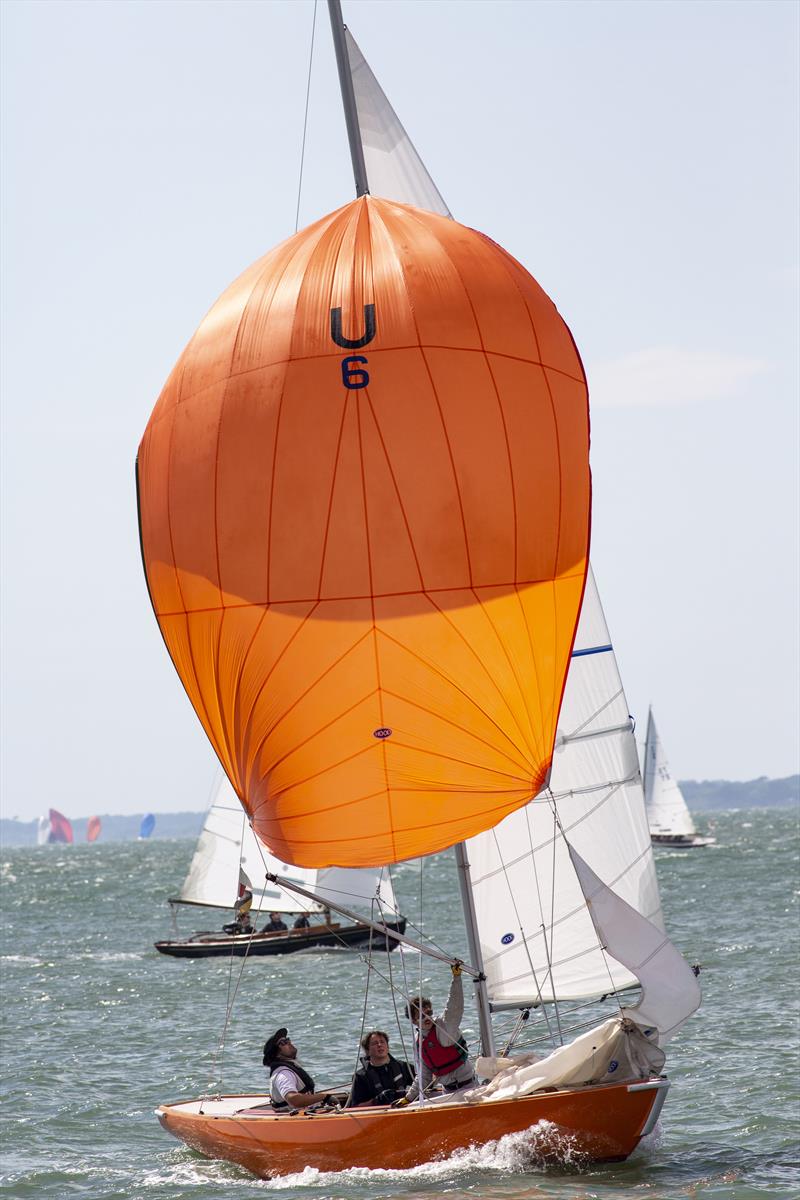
[569,845,701,1043]
[643,707,697,839]
[467,569,664,1004]
[176,776,397,916]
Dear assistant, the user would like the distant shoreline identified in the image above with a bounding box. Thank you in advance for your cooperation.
[1,775,796,846]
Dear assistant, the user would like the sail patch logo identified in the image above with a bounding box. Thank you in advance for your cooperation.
[373,727,392,739]
[501,932,514,945]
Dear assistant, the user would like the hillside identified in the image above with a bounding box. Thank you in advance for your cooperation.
[1,776,796,846]
[680,775,799,811]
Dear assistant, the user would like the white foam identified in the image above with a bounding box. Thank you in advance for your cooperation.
[262,1120,587,1189]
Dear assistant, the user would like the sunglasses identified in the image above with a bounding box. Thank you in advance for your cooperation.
[277,1036,292,1046]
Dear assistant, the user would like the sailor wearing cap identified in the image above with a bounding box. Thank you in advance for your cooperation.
[262,1029,335,1111]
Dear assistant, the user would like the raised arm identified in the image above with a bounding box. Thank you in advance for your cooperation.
[436,970,464,1046]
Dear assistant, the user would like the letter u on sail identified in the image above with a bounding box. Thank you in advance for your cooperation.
[137,196,591,869]
[330,303,376,349]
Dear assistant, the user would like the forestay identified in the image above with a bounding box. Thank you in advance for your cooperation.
[643,707,697,838]
[466,569,664,1004]
[177,776,397,916]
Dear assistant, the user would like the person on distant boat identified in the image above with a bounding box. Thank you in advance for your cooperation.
[292,913,311,929]
[347,1030,413,1107]
[222,912,254,935]
[261,912,288,933]
[222,889,254,935]
[394,960,476,1105]
[262,1028,338,1111]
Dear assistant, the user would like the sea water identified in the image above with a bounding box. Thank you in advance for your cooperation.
[1,807,797,1199]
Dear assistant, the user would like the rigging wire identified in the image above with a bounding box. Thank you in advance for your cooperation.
[521,801,559,1045]
[204,806,258,1103]
[489,816,557,1048]
[547,799,565,1046]
[295,0,318,233]
[377,881,412,1067]
[351,918,375,1093]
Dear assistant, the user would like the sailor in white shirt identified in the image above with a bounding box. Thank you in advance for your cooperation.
[262,1028,335,1111]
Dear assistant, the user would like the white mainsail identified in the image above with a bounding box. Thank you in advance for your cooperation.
[344,28,451,216]
[176,776,397,917]
[643,707,697,839]
[467,569,664,1003]
[342,37,667,1008]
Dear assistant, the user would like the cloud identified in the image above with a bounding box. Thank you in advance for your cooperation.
[587,347,768,408]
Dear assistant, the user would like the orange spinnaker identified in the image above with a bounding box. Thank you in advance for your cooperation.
[137,197,590,868]
[86,815,101,843]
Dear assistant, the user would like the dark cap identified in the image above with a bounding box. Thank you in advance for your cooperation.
[262,1027,289,1064]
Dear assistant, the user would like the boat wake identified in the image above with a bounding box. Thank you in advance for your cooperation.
[262,1120,588,1189]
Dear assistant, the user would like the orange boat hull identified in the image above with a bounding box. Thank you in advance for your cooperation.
[157,1078,667,1178]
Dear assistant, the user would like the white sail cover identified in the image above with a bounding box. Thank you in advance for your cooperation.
[345,28,451,216]
[466,569,664,1003]
[643,707,696,838]
[36,816,49,846]
[177,777,397,916]
[570,845,701,1043]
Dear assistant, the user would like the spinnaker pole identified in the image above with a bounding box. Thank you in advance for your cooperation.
[454,841,496,1057]
[260,868,483,978]
[328,0,369,197]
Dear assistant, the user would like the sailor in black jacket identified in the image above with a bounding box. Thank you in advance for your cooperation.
[348,1030,413,1107]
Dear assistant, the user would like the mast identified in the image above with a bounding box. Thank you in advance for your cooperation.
[454,842,496,1057]
[327,0,369,197]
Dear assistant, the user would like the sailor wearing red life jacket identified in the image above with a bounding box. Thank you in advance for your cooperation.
[397,961,477,1104]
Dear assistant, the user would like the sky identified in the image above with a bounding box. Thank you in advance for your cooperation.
[1,0,798,820]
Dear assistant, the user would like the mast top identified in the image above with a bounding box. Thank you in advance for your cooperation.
[328,0,369,198]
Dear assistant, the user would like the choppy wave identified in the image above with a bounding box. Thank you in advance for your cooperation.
[0,809,797,1200]
[263,1120,588,1191]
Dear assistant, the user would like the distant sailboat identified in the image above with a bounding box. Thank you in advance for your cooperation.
[643,707,714,848]
[86,815,102,843]
[154,776,405,958]
[38,809,74,845]
[138,813,155,840]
